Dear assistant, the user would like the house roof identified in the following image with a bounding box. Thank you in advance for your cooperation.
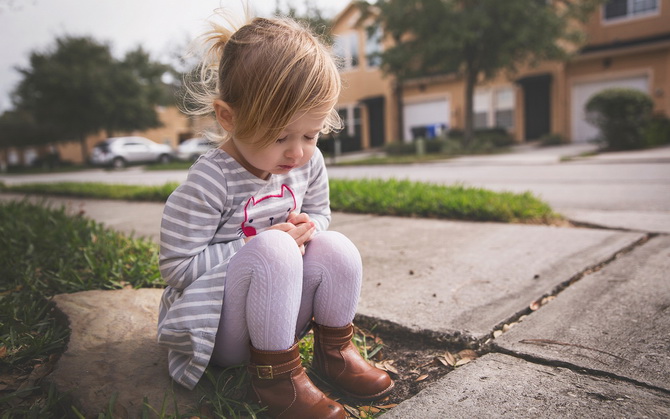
[581,32,670,55]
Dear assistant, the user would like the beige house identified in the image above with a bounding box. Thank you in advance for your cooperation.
[331,0,670,148]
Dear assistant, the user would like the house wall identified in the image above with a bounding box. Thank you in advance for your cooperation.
[585,0,670,45]
[332,4,397,145]
[567,46,669,117]
[331,0,670,146]
[55,105,192,164]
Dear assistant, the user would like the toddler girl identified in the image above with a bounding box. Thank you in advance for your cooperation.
[157,14,393,419]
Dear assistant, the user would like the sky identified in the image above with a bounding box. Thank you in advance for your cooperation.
[0,0,353,112]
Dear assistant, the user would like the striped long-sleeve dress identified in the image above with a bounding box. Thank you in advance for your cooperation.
[157,147,331,389]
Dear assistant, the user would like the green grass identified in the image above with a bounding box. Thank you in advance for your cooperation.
[331,153,454,166]
[1,178,558,223]
[1,181,180,202]
[329,179,556,223]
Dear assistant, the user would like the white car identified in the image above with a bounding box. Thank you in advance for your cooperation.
[176,137,215,161]
[90,136,174,169]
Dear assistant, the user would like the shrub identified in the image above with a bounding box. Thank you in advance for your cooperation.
[585,88,654,150]
[384,141,417,155]
[448,127,515,148]
[643,114,670,147]
[538,133,565,147]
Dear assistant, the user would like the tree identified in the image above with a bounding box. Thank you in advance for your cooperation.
[103,47,175,137]
[13,36,114,161]
[0,109,64,149]
[274,0,334,44]
[365,0,602,144]
[12,37,175,162]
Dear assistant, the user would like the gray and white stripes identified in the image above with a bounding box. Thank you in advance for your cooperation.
[157,148,331,389]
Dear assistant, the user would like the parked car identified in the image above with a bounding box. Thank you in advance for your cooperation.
[90,136,174,168]
[176,137,215,161]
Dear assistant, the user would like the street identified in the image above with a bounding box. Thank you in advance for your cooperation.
[2,144,669,232]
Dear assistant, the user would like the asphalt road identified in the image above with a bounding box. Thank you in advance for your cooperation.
[2,143,669,214]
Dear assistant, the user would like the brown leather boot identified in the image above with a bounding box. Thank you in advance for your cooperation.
[248,342,345,419]
[313,323,394,400]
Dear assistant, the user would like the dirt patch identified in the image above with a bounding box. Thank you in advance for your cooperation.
[328,316,484,415]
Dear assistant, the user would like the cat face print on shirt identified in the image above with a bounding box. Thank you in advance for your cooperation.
[239,184,297,238]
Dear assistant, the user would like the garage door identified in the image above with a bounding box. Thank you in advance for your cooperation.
[571,76,648,142]
[403,99,450,141]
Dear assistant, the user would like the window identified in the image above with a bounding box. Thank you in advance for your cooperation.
[474,91,491,129]
[473,87,515,130]
[333,32,360,70]
[494,88,515,130]
[365,26,383,68]
[604,0,658,21]
[338,105,362,139]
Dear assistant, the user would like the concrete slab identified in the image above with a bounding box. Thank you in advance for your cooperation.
[381,353,670,418]
[332,215,646,341]
[495,235,670,392]
[562,208,670,234]
[0,193,164,240]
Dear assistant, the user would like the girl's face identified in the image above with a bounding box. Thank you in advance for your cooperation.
[229,107,330,180]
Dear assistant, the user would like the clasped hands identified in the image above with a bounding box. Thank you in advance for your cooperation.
[243,212,315,255]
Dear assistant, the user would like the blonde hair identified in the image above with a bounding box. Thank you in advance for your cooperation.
[183,12,342,147]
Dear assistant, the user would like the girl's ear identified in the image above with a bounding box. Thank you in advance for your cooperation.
[214,100,235,132]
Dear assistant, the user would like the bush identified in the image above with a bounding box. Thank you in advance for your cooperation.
[538,133,565,147]
[585,88,654,150]
[643,114,670,147]
[448,127,515,148]
[383,141,417,155]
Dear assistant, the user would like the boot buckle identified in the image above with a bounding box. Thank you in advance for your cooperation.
[256,365,274,379]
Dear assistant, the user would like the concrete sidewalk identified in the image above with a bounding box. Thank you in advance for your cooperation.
[2,192,668,417]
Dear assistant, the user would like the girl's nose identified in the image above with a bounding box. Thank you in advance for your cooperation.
[286,142,304,159]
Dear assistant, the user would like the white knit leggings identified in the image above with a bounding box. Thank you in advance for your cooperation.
[211,229,362,367]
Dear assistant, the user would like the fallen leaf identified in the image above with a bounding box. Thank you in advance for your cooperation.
[376,404,399,409]
[443,351,456,366]
[415,374,429,382]
[343,404,359,416]
[375,359,398,375]
[454,358,472,367]
[359,406,381,414]
[0,285,23,297]
[0,346,6,359]
[458,349,478,360]
[435,356,449,367]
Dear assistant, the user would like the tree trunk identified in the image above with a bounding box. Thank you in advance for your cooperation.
[463,68,477,146]
[395,80,404,143]
[80,133,89,165]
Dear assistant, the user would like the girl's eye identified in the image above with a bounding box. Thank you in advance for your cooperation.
[276,137,287,144]
[304,134,319,141]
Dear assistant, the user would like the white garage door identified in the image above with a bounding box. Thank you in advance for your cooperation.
[571,76,649,143]
[403,99,450,141]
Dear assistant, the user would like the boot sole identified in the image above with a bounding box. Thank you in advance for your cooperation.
[328,378,395,401]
